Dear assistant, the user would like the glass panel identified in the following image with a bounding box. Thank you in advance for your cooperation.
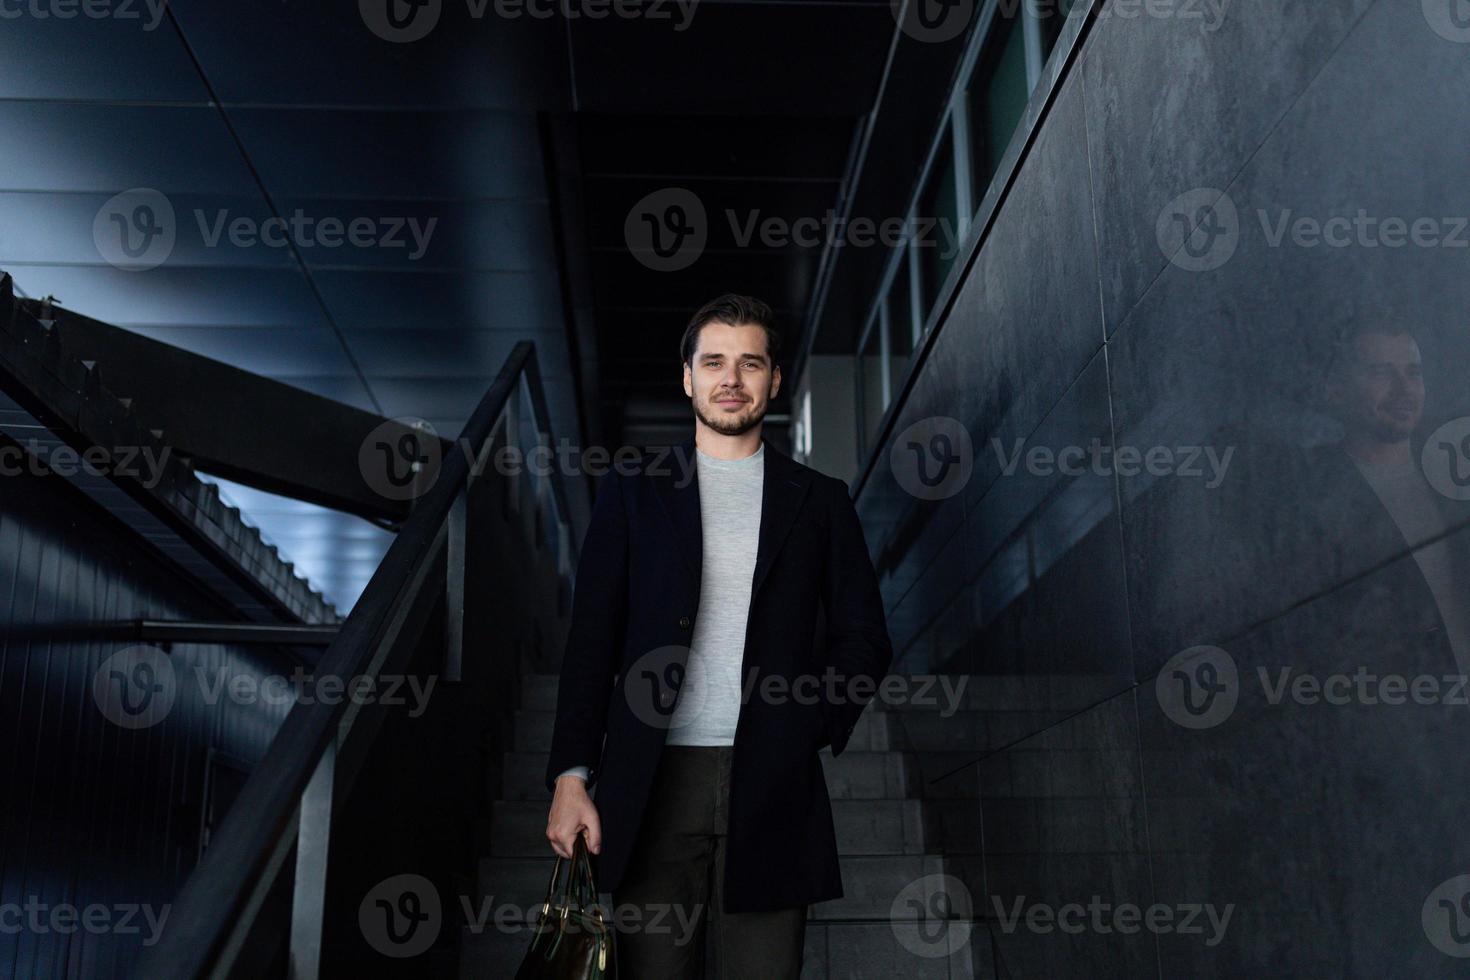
[967,9,1029,206]
[1038,0,1077,63]
[859,320,886,452]
[916,129,960,322]
[888,252,915,348]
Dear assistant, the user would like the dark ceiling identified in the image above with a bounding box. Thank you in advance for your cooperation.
[0,0,903,605]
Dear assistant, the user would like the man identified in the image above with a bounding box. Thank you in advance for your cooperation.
[1319,324,1470,674]
[542,294,893,977]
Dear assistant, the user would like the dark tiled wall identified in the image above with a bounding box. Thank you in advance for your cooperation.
[857,1,1470,974]
[0,464,293,978]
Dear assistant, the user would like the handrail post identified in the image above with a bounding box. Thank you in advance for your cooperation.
[445,487,466,683]
[289,738,336,980]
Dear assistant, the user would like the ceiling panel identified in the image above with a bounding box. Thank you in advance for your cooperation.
[568,5,892,115]
[0,11,204,102]
[347,328,571,380]
[0,103,257,194]
[227,109,548,200]
[169,0,570,110]
[312,269,565,331]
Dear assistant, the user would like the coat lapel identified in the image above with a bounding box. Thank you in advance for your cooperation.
[654,435,812,598]
[751,441,812,600]
[654,436,703,578]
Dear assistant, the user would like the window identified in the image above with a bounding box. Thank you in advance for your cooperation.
[858,316,887,453]
[1038,0,1077,63]
[966,9,1029,205]
[915,128,959,322]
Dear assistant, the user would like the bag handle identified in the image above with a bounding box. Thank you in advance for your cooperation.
[540,832,601,917]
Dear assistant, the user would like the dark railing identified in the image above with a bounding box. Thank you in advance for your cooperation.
[132,341,579,979]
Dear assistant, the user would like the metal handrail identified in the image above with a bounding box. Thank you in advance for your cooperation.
[132,341,578,979]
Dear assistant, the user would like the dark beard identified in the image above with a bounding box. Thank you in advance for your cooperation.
[694,398,765,436]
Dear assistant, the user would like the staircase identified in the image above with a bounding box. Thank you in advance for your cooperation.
[460,676,984,979]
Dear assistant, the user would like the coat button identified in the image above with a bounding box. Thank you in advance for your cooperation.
[678,616,692,629]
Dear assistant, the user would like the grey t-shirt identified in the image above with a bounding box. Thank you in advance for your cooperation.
[666,444,765,745]
[556,443,766,782]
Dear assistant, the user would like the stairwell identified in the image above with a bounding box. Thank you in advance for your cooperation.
[461,675,986,979]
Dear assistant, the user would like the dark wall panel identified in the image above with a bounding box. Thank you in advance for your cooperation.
[0,464,293,978]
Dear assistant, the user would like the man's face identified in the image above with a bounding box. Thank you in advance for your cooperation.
[1329,332,1424,443]
[682,321,781,437]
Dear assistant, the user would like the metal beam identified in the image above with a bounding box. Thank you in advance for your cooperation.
[17,297,438,525]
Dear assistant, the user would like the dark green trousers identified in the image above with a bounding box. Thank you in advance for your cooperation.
[611,745,807,979]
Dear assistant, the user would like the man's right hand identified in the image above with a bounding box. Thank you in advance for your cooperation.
[546,775,602,859]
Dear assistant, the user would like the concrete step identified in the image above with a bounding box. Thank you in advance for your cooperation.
[460,917,983,980]
[512,707,971,755]
[477,854,964,923]
[500,749,924,802]
[487,799,932,858]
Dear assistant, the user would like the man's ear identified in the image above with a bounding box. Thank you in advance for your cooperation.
[770,364,781,400]
[683,361,693,399]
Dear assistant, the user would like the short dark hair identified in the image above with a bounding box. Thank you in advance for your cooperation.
[680,294,781,366]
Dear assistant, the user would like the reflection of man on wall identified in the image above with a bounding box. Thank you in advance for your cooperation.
[1322,325,1470,676]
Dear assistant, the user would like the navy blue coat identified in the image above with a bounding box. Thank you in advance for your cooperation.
[544,436,893,912]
